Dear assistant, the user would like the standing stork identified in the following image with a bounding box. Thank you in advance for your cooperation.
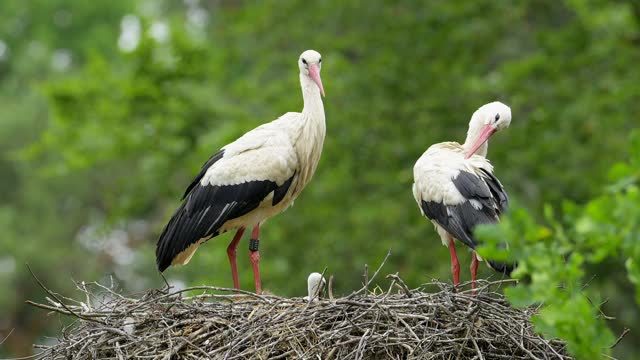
[412,101,514,290]
[156,50,326,294]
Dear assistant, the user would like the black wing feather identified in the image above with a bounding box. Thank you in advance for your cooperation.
[182,149,225,200]
[421,200,494,250]
[478,168,508,214]
[156,172,295,272]
[420,169,514,275]
[452,170,495,210]
[273,171,295,206]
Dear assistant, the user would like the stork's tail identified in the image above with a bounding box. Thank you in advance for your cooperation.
[156,202,191,272]
[487,260,516,276]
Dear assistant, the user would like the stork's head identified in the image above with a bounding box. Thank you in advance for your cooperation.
[299,50,325,97]
[304,272,326,302]
[465,101,512,159]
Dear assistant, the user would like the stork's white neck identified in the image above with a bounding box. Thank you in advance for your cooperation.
[290,73,326,198]
[462,121,488,158]
[300,73,324,118]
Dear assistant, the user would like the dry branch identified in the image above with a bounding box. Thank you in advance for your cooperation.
[28,276,571,360]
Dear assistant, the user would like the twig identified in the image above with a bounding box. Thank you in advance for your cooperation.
[26,264,105,324]
[328,275,335,302]
[348,249,392,298]
[159,271,171,290]
[363,264,369,293]
[316,267,328,299]
[386,273,412,298]
[0,328,14,346]
[471,335,484,360]
[610,327,630,349]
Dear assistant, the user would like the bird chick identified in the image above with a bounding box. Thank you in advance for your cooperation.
[303,272,326,302]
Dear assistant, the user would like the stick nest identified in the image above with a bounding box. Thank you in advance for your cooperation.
[29,275,571,360]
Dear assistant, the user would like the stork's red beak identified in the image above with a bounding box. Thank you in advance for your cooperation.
[308,63,325,97]
[465,124,496,159]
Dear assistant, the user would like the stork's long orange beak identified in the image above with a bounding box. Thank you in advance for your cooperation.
[308,63,325,97]
[465,124,495,159]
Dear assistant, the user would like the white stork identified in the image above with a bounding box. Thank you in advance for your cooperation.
[303,272,326,302]
[156,50,326,294]
[412,101,514,290]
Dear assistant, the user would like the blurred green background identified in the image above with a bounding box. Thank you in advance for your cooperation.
[1,0,639,358]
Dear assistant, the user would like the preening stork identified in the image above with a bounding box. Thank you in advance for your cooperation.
[156,50,326,294]
[412,101,514,290]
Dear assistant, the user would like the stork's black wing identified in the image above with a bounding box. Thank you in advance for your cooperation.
[478,168,508,215]
[156,169,295,272]
[420,169,513,274]
[182,150,225,200]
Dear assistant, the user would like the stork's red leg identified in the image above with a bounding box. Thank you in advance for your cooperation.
[226,227,245,290]
[448,236,460,287]
[470,251,479,293]
[249,224,262,294]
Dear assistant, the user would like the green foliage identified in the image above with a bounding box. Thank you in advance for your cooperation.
[478,131,640,358]
[2,0,640,358]
[0,0,135,356]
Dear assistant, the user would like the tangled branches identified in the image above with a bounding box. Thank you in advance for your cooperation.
[28,275,570,359]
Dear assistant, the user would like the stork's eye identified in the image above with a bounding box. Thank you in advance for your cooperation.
[302,58,307,65]
[494,114,500,122]
[319,58,322,63]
